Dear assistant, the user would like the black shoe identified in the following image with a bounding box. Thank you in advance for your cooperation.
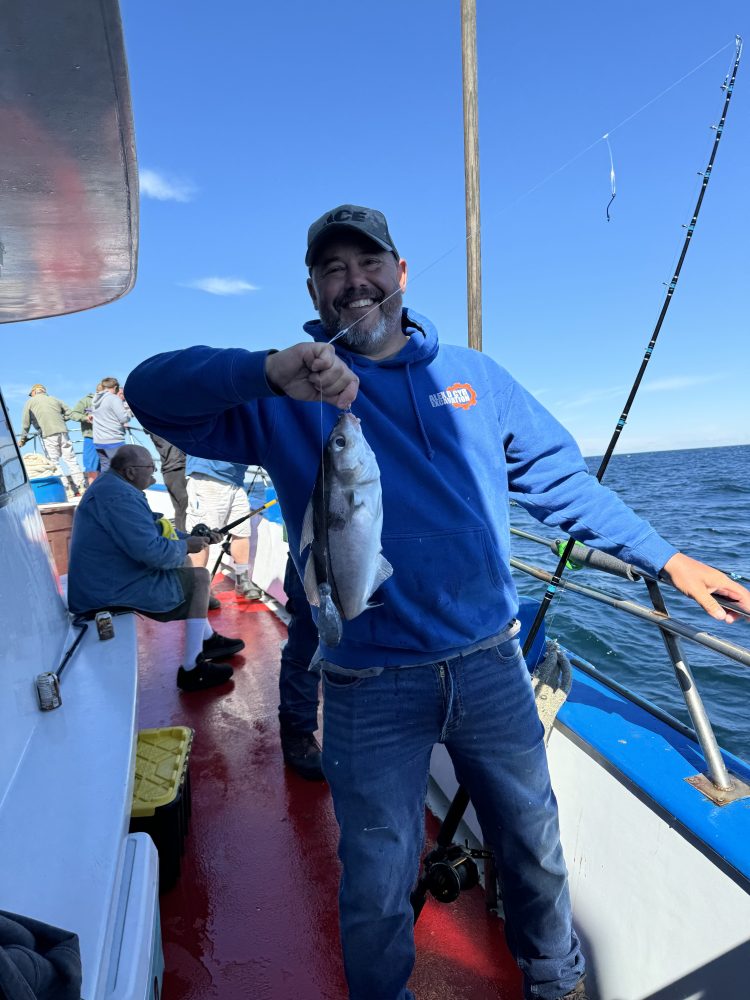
[281,730,325,781]
[208,593,221,610]
[203,631,245,660]
[177,655,233,692]
[558,979,589,1000]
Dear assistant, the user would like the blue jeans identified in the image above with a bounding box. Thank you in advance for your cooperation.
[321,639,584,1000]
[278,555,320,733]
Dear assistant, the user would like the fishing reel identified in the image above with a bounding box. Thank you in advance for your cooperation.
[416,842,492,905]
[190,522,213,538]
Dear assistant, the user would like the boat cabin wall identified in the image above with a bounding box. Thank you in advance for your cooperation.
[0,391,70,794]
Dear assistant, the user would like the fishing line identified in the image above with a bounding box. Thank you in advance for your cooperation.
[533,35,743,644]
[318,381,330,589]
[470,39,734,231]
[316,39,741,625]
[521,35,743,658]
[320,38,736,351]
[317,37,741,647]
[605,40,735,137]
[412,40,745,905]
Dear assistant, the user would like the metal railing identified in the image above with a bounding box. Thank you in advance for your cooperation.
[510,526,750,795]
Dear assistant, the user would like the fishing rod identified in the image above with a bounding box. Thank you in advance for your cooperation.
[190,498,279,583]
[191,498,278,541]
[521,34,743,659]
[412,34,744,921]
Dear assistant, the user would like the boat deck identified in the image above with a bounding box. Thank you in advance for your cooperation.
[137,577,522,999]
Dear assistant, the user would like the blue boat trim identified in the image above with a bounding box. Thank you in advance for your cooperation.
[558,663,750,887]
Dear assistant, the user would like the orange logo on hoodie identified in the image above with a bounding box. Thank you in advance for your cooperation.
[428,383,477,410]
[447,383,477,410]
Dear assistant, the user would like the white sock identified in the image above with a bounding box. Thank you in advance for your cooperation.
[203,620,213,640]
[184,618,210,670]
[234,563,249,576]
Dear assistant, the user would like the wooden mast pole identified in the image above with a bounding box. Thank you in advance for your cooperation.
[461,0,482,351]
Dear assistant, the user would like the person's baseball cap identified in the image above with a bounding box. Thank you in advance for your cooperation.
[306,205,398,268]
[29,384,46,395]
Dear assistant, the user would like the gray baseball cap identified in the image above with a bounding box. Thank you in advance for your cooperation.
[306,204,399,268]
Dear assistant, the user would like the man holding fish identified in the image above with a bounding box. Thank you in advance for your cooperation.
[125,205,750,1000]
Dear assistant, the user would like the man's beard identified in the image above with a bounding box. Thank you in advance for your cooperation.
[321,289,403,355]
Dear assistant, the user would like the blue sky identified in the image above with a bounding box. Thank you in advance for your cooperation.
[6,1,748,456]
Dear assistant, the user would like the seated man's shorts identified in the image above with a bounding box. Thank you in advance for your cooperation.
[138,566,199,622]
[82,437,101,473]
[186,474,251,538]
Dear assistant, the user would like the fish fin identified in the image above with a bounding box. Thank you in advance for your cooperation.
[302,553,321,606]
[373,554,394,589]
[300,496,315,553]
[362,556,394,612]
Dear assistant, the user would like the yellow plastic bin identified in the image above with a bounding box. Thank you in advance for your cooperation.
[130,727,194,891]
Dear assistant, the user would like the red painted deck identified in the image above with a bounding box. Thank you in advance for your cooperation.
[136,577,522,999]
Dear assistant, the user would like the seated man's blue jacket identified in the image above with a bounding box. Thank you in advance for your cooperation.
[67,470,188,614]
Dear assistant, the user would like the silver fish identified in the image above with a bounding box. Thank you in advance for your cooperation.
[300,412,393,644]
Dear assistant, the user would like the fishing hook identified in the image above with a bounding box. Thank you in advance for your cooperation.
[603,133,616,221]
[413,39,746,925]
[522,34,743,657]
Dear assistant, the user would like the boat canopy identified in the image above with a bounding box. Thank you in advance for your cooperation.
[0,0,138,324]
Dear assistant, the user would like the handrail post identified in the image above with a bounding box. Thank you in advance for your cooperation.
[643,579,733,791]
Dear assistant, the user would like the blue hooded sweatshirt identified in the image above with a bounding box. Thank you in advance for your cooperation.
[125,309,677,669]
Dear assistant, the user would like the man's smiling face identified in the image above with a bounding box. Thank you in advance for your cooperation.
[307,234,408,358]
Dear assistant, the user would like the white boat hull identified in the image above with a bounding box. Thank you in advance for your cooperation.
[429,698,750,999]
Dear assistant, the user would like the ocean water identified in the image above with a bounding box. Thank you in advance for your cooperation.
[509,444,750,762]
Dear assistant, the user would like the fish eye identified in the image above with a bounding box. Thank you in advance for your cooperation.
[334,436,346,447]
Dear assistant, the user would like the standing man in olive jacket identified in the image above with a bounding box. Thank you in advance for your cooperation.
[18,384,85,494]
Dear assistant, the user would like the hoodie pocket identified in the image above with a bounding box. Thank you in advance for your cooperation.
[350,525,512,653]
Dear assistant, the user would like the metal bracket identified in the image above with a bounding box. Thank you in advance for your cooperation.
[686,772,750,806]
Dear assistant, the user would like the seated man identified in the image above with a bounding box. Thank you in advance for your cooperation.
[67,445,243,692]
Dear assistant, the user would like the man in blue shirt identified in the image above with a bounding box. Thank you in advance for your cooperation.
[185,456,260,603]
[68,445,245,692]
